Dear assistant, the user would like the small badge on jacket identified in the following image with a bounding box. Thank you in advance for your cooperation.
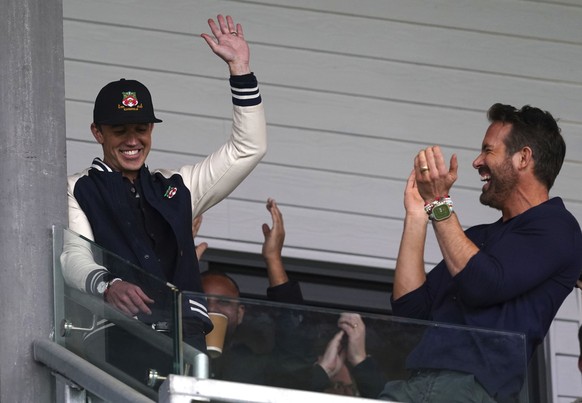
[164,186,177,199]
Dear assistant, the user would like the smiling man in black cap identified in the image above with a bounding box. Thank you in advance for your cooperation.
[61,15,266,385]
[87,78,163,183]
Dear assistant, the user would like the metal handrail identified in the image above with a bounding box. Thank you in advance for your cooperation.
[64,287,209,379]
[33,338,156,403]
[158,375,387,403]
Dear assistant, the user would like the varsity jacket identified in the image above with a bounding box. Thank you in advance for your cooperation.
[61,74,266,331]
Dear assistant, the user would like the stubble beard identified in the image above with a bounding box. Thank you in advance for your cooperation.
[479,158,518,210]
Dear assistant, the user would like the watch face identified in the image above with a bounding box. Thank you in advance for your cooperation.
[432,203,452,221]
[97,281,108,294]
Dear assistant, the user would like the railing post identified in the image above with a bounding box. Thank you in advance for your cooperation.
[172,288,184,376]
[54,373,87,403]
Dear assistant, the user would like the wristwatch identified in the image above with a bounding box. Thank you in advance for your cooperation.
[430,200,454,221]
[96,280,108,295]
[96,277,122,296]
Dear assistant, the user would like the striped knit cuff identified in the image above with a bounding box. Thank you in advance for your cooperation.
[86,268,110,296]
[229,73,261,107]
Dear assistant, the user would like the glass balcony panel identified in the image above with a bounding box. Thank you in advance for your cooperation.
[52,226,528,402]
[184,290,529,402]
[52,226,201,400]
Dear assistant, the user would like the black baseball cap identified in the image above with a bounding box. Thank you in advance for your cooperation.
[93,78,163,125]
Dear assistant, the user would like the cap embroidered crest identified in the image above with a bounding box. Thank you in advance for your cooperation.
[121,91,140,108]
[93,78,162,125]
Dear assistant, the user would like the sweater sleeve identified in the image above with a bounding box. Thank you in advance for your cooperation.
[390,261,447,320]
[351,356,386,399]
[168,73,267,218]
[266,280,305,304]
[310,364,332,392]
[61,172,110,294]
[454,208,581,307]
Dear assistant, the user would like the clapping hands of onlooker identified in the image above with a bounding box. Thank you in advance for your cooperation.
[318,313,368,378]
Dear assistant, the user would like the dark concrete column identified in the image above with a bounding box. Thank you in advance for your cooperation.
[0,0,67,401]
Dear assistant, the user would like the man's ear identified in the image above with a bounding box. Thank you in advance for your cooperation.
[237,304,245,325]
[90,123,104,144]
[514,146,533,171]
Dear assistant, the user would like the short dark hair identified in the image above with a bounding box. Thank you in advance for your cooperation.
[487,103,565,190]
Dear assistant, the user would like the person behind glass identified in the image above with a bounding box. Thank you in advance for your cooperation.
[316,312,386,398]
[379,104,582,402]
[197,198,305,384]
[61,15,266,383]
[197,199,380,394]
[197,198,304,328]
[197,198,305,309]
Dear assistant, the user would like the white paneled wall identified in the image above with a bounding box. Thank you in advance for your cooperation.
[63,0,582,400]
[551,289,582,402]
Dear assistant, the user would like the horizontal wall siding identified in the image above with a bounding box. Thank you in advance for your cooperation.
[550,290,582,401]
[63,0,582,271]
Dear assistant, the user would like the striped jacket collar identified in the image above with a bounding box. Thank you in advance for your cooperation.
[90,157,113,172]
[89,157,148,174]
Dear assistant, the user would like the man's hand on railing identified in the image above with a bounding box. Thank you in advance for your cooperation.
[105,280,154,316]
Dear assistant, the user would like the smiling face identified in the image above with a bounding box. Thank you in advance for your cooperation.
[91,123,153,181]
[472,122,519,210]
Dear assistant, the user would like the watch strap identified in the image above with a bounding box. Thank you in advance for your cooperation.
[104,278,122,295]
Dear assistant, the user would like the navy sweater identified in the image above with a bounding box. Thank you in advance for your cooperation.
[392,197,582,399]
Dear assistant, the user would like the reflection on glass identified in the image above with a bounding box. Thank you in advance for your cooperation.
[53,227,528,402]
[184,290,529,402]
[53,227,191,399]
